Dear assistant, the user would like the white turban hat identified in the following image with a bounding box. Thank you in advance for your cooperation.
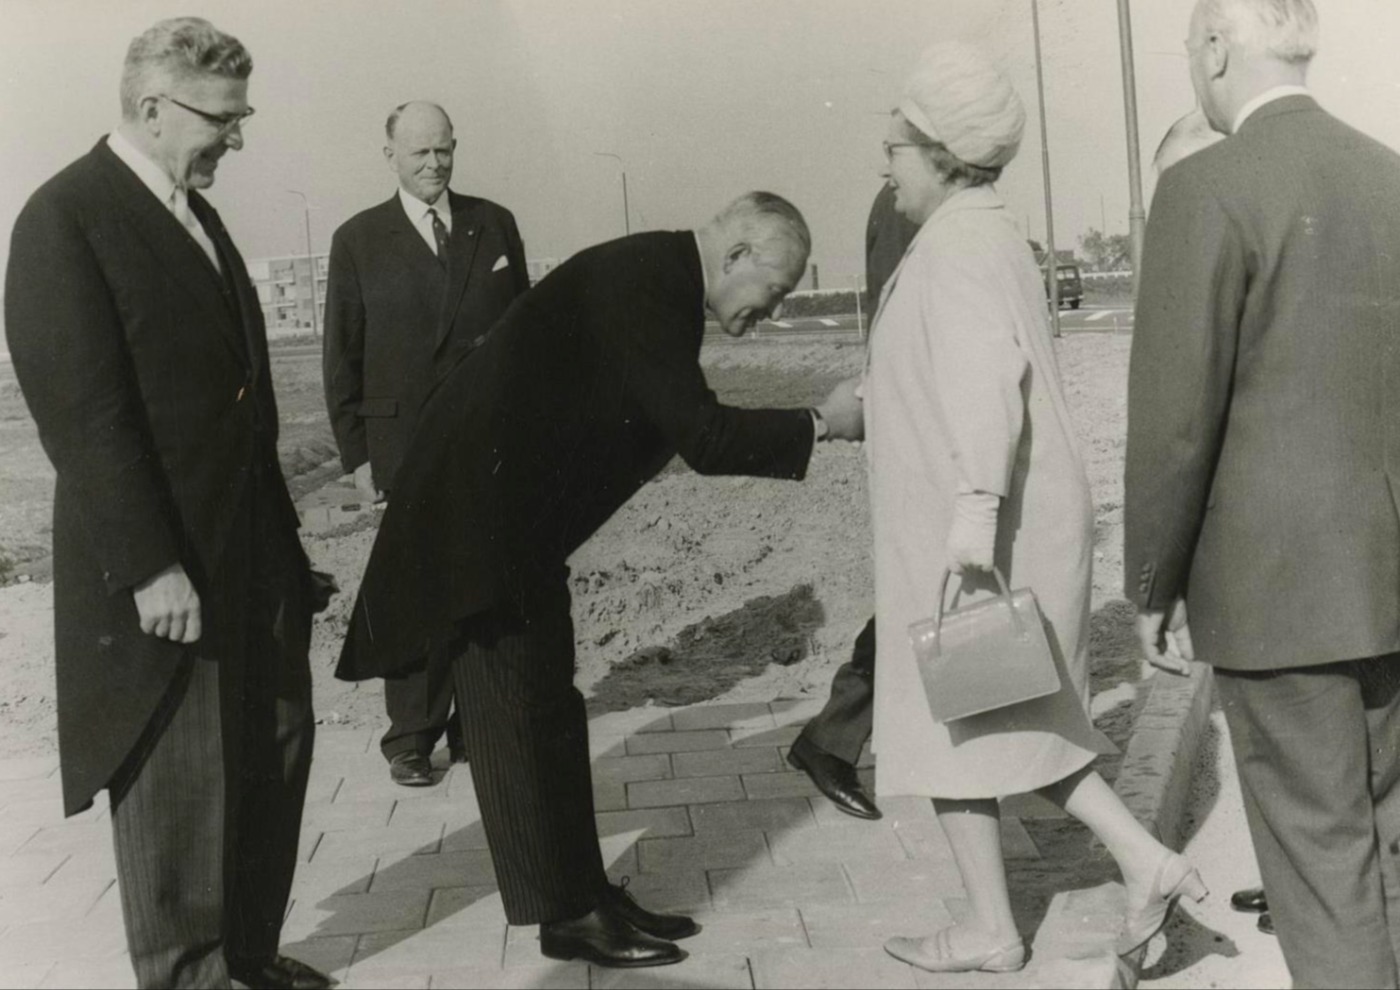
[899,42,1026,169]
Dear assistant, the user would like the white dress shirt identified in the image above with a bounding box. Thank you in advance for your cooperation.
[107,129,221,270]
[398,186,453,255]
[1232,84,1312,134]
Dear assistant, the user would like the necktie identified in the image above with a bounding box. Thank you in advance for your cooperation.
[428,207,450,267]
[172,188,221,270]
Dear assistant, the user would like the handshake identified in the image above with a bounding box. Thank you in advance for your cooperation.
[814,376,865,442]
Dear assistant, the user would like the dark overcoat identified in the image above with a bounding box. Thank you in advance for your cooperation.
[4,139,304,813]
[1125,96,1400,670]
[323,190,529,489]
[337,231,815,681]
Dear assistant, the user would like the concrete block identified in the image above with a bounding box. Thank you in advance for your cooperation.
[596,806,693,840]
[741,771,820,801]
[0,798,72,828]
[0,912,129,962]
[349,924,506,978]
[591,953,752,989]
[309,823,444,862]
[369,850,497,891]
[37,957,135,989]
[751,946,918,989]
[767,822,908,866]
[593,780,628,812]
[0,878,111,926]
[625,730,731,756]
[440,824,492,852]
[334,770,450,803]
[0,822,40,856]
[691,797,814,835]
[290,856,376,898]
[1001,791,1069,820]
[0,851,67,886]
[673,748,782,778]
[799,900,953,949]
[281,888,431,939]
[769,698,826,724]
[387,797,479,832]
[591,754,673,787]
[301,799,394,832]
[1001,817,1042,860]
[627,775,743,808]
[0,778,63,804]
[432,962,588,988]
[304,772,343,805]
[637,830,770,873]
[709,863,853,911]
[602,870,711,914]
[844,859,964,904]
[892,820,953,862]
[731,725,803,748]
[43,850,116,885]
[679,907,807,955]
[589,735,628,759]
[588,708,675,736]
[424,885,507,929]
[15,822,108,858]
[309,728,376,755]
[672,702,776,732]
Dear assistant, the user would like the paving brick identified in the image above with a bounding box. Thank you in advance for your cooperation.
[603,869,711,913]
[299,827,326,863]
[691,797,814,834]
[1000,817,1042,860]
[349,924,505,978]
[627,776,743,808]
[731,725,803,748]
[591,754,673,787]
[339,974,427,990]
[596,806,692,840]
[0,912,129,961]
[369,850,497,891]
[604,844,639,882]
[589,735,628,759]
[673,747,782,778]
[0,851,67,886]
[593,779,628,812]
[638,830,770,873]
[1,797,82,828]
[672,702,776,732]
[313,728,377,755]
[752,946,918,989]
[769,698,826,723]
[892,821,954,862]
[43,850,116,884]
[424,885,507,929]
[301,799,395,832]
[799,900,954,949]
[446,767,483,801]
[0,963,54,989]
[592,953,753,989]
[282,888,431,939]
[0,878,111,926]
[0,822,40,856]
[304,771,343,805]
[811,795,934,828]
[844,859,964,904]
[290,856,376,898]
[37,957,134,989]
[1001,791,1068,820]
[306,752,383,778]
[334,769,451,803]
[767,822,908,866]
[432,962,588,988]
[276,935,358,981]
[385,796,478,831]
[440,824,492,852]
[589,709,675,735]
[855,743,876,769]
[679,907,807,955]
[0,757,58,782]
[14,822,108,857]
[0,778,63,804]
[742,771,821,801]
[309,823,443,862]
[709,863,853,911]
[625,730,731,756]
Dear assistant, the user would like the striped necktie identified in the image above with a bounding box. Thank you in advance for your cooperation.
[428,207,450,267]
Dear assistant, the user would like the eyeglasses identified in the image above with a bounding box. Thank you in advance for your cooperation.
[161,95,256,133]
[882,140,926,161]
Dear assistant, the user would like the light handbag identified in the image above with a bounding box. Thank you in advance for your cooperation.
[907,567,1062,723]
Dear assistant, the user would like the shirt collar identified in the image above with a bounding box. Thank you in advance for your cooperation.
[107,129,178,207]
[398,185,450,223]
[1232,85,1311,134]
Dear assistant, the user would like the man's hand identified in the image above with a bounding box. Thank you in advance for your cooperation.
[133,563,202,644]
[816,376,864,441]
[945,491,998,573]
[353,461,383,502]
[1135,599,1194,676]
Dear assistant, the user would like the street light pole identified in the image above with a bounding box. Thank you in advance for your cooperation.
[1031,0,1061,338]
[593,152,630,236]
[1117,0,1148,293]
[286,189,319,340]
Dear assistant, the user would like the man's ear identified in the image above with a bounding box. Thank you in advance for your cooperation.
[1206,32,1229,81]
[137,95,163,135]
[382,146,395,170]
[722,242,751,275]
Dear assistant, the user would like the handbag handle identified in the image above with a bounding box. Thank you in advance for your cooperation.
[930,566,1028,656]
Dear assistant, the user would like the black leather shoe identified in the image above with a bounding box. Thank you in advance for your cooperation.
[229,954,337,989]
[448,742,469,764]
[600,878,700,940]
[388,751,435,787]
[786,735,881,820]
[540,906,686,968]
[1258,911,1275,936]
[1229,886,1267,914]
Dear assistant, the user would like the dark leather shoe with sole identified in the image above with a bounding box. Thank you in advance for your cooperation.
[1229,886,1267,914]
[541,906,685,968]
[1258,911,1275,936]
[601,878,700,940]
[389,751,435,787]
[787,735,881,820]
[229,954,337,989]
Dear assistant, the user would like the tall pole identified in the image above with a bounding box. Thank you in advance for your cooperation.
[594,152,630,236]
[1031,0,1061,337]
[1117,0,1147,293]
[286,189,319,340]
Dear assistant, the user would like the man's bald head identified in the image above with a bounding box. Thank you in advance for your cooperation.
[1153,108,1225,175]
[385,101,453,141]
[383,101,456,204]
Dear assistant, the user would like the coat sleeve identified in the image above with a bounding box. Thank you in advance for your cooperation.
[3,190,180,591]
[323,226,370,474]
[598,273,815,480]
[1123,165,1246,608]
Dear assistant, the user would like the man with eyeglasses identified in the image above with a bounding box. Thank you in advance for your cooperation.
[4,17,330,990]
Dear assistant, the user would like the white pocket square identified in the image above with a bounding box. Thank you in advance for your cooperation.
[491,255,509,272]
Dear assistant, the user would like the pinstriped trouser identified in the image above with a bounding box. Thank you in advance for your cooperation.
[450,580,610,925]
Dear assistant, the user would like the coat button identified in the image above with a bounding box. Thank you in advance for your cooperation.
[236,385,247,402]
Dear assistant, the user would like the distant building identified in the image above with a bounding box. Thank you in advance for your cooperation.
[526,257,560,285]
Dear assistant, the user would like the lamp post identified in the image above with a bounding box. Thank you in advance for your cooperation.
[1117,0,1148,294]
[1031,0,1061,338]
[593,152,631,236]
[286,189,319,340]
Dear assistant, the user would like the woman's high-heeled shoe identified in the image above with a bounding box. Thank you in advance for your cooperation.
[885,928,1026,973]
[1116,851,1209,955]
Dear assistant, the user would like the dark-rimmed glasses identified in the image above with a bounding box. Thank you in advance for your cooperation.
[161,95,256,133]
[882,140,926,161]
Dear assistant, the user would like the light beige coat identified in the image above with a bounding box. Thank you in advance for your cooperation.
[866,185,1109,799]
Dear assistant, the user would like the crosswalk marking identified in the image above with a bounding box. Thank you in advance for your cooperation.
[770,320,793,328]
[1085,309,1126,322]
[818,318,839,327]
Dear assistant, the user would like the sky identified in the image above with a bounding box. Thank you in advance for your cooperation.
[3,0,1400,289]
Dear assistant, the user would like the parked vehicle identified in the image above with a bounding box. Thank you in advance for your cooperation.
[1043,263,1083,309]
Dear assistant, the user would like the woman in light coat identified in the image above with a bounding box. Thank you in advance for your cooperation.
[865,43,1205,973]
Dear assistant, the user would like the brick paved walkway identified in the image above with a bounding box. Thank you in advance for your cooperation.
[0,702,1127,989]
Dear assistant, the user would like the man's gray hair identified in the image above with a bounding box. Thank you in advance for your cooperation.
[1198,0,1318,64]
[120,17,252,120]
[713,192,812,268]
[385,101,454,141]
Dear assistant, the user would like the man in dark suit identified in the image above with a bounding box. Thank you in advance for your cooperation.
[336,192,862,968]
[324,101,529,787]
[787,181,918,820]
[1126,1,1400,984]
[3,18,330,990]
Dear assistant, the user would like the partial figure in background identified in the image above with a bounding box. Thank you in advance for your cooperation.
[787,181,918,821]
[864,43,1198,974]
[3,18,329,990]
[1151,106,1224,175]
[324,101,530,788]
[1127,1,1400,984]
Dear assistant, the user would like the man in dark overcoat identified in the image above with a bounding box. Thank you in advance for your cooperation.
[1127,1,1400,984]
[324,100,530,787]
[4,18,328,990]
[336,192,863,968]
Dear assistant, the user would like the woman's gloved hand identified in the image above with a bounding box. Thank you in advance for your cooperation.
[945,490,1000,573]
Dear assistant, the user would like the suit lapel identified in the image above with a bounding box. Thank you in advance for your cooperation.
[436,192,486,352]
[192,193,261,380]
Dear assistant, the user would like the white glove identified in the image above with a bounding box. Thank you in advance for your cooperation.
[946,491,1000,573]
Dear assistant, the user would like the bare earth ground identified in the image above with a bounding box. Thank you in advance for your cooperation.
[0,333,1139,770]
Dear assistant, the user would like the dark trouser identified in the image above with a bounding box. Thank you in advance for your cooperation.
[449,581,609,925]
[381,644,462,761]
[1217,655,1400,990]
[795,616,876,765]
